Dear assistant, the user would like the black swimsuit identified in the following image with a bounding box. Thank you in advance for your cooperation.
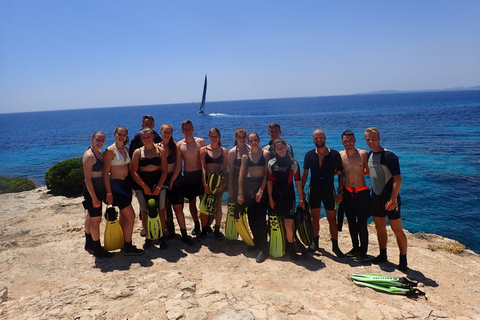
[205,153,224,164]
[91,149,104,172]
[139,156,161,167]
[247,152,266,167]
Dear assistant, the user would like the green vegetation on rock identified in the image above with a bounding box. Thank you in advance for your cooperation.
[0,176,37,194]
[45,157,84,196]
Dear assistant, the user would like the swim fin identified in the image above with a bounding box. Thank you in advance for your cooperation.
[349,273,418,288]
[225,197,239,240]
[337,201,345,232]
[208,171,224,195]
[295,201,313,247]
[350,273,425,297]
[104,206,124,251]
[147,197,163,240]
[269,214,285,258]
[234,203,254,246]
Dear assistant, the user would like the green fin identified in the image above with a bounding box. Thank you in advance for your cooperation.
[295,202,313,246]
[199,193,217,215]
[352,279,413,295]
[104,219,124,251]
[225,197,239,240]
[269,214,285,258]
[147,198,163,240]
[350,274,418,289]
[207,172,224,195]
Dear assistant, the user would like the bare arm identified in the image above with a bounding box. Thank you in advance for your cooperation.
[154,149,169,196]
[227,148,236,196]
[169,144,182,190]
[237,154,248,205]
[256,150,270,202]
[300,169,309,201]
[83,151,101,207]
[102,148,114,205]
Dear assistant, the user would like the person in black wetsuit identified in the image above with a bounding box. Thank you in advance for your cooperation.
[238,132,271,263]
[197,127,228,240]
[131,128,168,249]
[267,139,304,260]
[365,127,408,271]
[300,129,345,257]
[82,131,112,258]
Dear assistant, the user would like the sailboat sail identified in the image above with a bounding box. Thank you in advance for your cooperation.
[198,75,207,113]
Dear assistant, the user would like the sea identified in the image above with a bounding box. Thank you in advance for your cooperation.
[1,91,479,253]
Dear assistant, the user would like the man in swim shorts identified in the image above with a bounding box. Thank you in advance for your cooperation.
[365,127,408,271]
[339,130,371,262]
[179,120,205,235]
[301,129,345,257]
[262,123,294,158]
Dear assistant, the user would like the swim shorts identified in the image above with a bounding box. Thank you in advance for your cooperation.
[111,178,133,210]
[308,185,337,211]
[182,170,204,201]
[371,192,401,220]
[82,177,106,217]
[166,172,183,205]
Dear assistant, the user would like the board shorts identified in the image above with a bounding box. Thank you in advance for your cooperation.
[308,185,337,211]
[111,177,133,210]
[183,170,204,201]
[343,187,371,218]
[371,192,402,220]
[82,177,106,218]
[166,172,183,205]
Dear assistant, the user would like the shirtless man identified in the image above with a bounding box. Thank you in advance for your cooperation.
[365,127,408,271]
[301,129,344,257]
[339,130,370,261]
[178,120,205,235]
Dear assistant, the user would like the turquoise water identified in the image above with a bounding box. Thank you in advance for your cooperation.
[1,91,479,252]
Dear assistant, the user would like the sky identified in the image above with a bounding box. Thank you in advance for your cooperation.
[1,1,479,113]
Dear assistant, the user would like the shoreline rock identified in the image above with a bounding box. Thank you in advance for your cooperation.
[1,187,479,319]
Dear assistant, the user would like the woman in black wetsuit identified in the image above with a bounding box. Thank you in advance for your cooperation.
[238,132,271,263]
[159,123,194,245]
[131,128,168,249]
[267,139,305,260]
[82,131,112,258]
[197,127,228,240]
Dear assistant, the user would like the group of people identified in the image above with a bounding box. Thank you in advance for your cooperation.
[82,116,408,272]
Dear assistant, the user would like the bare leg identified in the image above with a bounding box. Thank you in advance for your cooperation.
[390,218,407,255]
[284,218,294,243]
[89,216,102,241]
[373,216,388,250]
[311,207,321,237]
[326,209,338,240]
[119,205,135,242]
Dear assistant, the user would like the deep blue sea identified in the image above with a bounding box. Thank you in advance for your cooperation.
[1,91,479,252]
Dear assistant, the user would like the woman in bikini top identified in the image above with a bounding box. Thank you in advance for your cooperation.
[227,128,249,198]
[237,132,270,205]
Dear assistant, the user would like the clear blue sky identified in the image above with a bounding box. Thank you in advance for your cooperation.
[1,0,479,113]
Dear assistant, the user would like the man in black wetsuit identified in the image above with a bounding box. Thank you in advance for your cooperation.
[365,127,408,271]
[301,129,345,257]
[262,123,294,158]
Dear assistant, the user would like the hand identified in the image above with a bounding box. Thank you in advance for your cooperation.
[93,198,102,208]
[152,187,160,196]
[255,191,262,203]
[143,187,153,196]
[269,198,275,209]
[105,194,113,205]
[336,193,343,204]
[237,194,244,205]
[385,199,396,211]
[299,201,305,210]
[203,183,211,194]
